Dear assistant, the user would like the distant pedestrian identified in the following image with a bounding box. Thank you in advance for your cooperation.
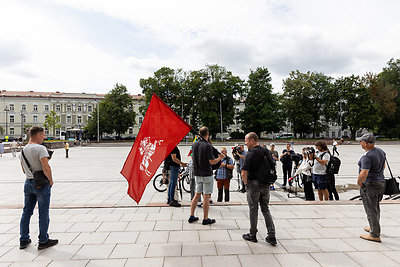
[290,138,294,150]
[0,141,4,157]
[332,139,339,156]
[280,144,294,187]
[241,132,277,246]
[356,133,386,242]
[215,147,234,202]
[269,143,278,190]
[64,142,69,158]
[19,126,58,250]
[189,126,223,225]
[11,140,18,157]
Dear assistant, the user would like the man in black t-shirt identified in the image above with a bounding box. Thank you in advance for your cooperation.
[167,146,187,207]
[280,143,294,187]
[241,132,276,246]
[188,126,224,225]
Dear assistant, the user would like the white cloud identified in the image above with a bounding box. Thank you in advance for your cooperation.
[0,0,399,94]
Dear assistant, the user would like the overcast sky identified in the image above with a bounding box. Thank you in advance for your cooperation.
[1,0,399,95]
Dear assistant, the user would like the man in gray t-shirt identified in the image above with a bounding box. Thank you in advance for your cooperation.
[19,126,58,250]
[356,133,386,242]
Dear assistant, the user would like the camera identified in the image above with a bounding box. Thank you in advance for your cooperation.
[291,153,303,166]
[48,150,54,159]
[232,146,241,160]
[304,147,315,157]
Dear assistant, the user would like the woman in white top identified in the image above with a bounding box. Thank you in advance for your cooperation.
[292,147,315,200]
[310,141,330,201]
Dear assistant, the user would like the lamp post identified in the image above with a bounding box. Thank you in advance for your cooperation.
[97,100,100,143]
[4,106,9,136]
[219,98,223,141]
[20,111,24,138]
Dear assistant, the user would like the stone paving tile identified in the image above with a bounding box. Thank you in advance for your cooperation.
[146,212,172,221]
[288,228,323,239]
[93,214,123,222]
[199,230,231,242]
[109,244,148,259]
[67,222,101,232]
[103,231,139,244]
[220,211,248,220]
[119,213,148,222]
[343,238,391,251]
[86,259,127,267]
[314,227,354,239]
[154,220,182,231]
[0,234,15,247]
[182,242,217,256]
[146,243,181,257]
[275,253,320,267]
[0,247,40,262]
[311,238,357,252]
[379,237,400,250]
[125,221,155,231]
[202,255,241,267]
[48,222,74,233]
[247,241,287,254]
[383,251,400,264]
[136,231,169,244]
[73,244,115,260]
[210,219,239,230]
[11,261,51,267]
[182,222,212,231]
[47,260,90,267]
[238,254,281,267]
[71,232,109,245]
[168,230,199,243]
[0,224,16,234]
[215,240,252,255]
[164,256,202,267]
[279,239,322,253]
[34,244,82,261]
[310,252,360,266]
[287,218,322,228]
[381,226,400,238]
[315,218,348,228]
[0,263,10,267]
[96,222,128,232]
[49,232,79,245]
[347,251,399,266]
[67,213,97,223]
[125,257,164,267]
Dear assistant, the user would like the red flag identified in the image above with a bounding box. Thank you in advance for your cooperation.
[121,93,192,204]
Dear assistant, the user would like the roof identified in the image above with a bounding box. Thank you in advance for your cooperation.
[0,90,144,100]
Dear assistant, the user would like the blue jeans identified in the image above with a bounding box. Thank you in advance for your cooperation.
[20,179,51,244]
[168,166,180,202]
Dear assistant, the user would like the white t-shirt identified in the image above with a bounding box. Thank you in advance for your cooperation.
[312,151,330,175]
[333,141,338,147]
[20,144,49,179]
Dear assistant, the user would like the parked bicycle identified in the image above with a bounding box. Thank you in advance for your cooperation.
[153,167,190,198]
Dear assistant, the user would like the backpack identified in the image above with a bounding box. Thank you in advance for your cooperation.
[321,152,341,175]
[224,156,233,179]
[255,147,277,184]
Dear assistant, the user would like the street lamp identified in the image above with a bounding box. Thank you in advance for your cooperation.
[20,111,24,138]
[219,98,223,141]
[4,106,9,136]
[97,100,100,143]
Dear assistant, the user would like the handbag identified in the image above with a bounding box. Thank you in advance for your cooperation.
[21,150,49,187]
[225,156,233,180]
[384,158,400,196]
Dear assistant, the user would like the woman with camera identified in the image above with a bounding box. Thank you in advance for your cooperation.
[291,147,315,200]
[309,141,330,201]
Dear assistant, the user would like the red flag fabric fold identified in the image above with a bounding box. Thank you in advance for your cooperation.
[121,93,192,204]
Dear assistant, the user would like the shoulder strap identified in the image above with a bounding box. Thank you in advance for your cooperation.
[21,150,34,173]
[385,157,395,180]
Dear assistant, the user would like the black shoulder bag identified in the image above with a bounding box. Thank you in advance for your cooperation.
[21,150,49,187]
[384,157,400,196]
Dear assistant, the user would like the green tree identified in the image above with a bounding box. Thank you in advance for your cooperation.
[239,67,283,137]
[43,111,61,137]
[334,75,378,139]
[0,126,3,134]
[85,101,113,138]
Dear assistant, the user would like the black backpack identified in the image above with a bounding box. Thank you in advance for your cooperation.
[255,147,277,184]
[224,156,233,179]
[321,152,341,175]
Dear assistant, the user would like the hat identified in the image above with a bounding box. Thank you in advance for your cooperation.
[270,143,275,146]
[356,133,376,143]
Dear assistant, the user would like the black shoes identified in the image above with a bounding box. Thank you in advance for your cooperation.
[202,218,216,225]
[19,239,31,249]
[266,236,277,246]
[169,200,181,207]
[242,233,258,243]
[38,239,58,250]
[188,216,199,223]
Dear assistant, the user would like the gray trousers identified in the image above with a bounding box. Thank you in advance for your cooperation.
[246,179,275,237]
[360,181,386,237]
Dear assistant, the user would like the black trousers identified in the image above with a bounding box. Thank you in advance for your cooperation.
[327,174,339,200]
[282,165,292,186]
[302,174,315,201]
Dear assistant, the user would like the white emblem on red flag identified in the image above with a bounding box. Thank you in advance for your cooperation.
[139,137,163,176]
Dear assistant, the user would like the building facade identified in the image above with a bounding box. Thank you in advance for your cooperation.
[0,90,144,139]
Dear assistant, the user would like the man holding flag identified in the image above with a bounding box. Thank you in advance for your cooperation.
[189,126,224,225]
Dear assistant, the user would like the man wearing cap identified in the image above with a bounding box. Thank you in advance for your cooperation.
[356,133,386,242]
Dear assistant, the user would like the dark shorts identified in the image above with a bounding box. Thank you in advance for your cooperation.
[312,174,328,190]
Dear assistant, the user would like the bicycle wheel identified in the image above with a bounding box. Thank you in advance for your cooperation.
[182,175,191,193]
[153,174,168,192]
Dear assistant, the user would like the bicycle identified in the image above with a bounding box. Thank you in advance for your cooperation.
[153,167,190,197]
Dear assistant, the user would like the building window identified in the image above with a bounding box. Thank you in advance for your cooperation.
[56,105,61,112]
[45,105,49,112]
[22,116,26,123]
[10,128,14,135]
[88,105,92,112]
[77,116,82,123]
[344,130,348,136]
[332,131,336,138]
[10,115,14,123]
[33,105,38,111]
[129,127,133,134]
[139,117,143,124]
[45,129,49,135]
[9,104,14,111]
[78,105,82,112]
[22,104,26,111]
[56,129,60,136]
[67,105,72,112]
[33,115,38,123]
[67,115,71,123]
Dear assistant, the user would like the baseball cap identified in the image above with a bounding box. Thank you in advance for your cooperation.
[356,133,376,143]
